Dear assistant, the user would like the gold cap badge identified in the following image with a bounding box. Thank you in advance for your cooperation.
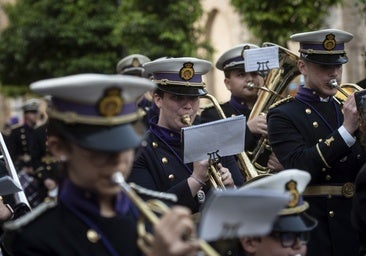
[98,88,123,117]
[179,62,195,81]
[323,33,336,51]
[132,57,141,67]
[285,180,299,208]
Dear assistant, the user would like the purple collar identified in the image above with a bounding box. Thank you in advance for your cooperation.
[295,85,333,103]
[229,96,250,114]
[60,179,133,216]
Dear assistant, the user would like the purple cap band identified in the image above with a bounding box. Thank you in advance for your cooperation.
[153,72,202,83]
[300,43,344,52]
[52,97,137,117]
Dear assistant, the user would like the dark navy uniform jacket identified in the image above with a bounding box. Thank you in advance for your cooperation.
[129,122,244,213]
[267,86,365,256]
[352,163,366,256]
[3,180,141,256]
[5,124,36,170]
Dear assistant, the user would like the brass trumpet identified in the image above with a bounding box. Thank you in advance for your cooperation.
[111,172,220,256]
[328,79,363,102]
[181,114,226,190]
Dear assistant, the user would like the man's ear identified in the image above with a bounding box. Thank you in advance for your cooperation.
[297,60,307,75]
[239,237,261,254]
[153,93,162,109]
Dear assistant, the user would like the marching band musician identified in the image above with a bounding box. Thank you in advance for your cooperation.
[5,99,41,173]
[2,74,202,256]
[352,101,366,256]
[200,44,283,172]
[116,54,158,132]
[5,99,49,208]
[267,29,366,256]
[128,57,244,214]
[238,169,318,256]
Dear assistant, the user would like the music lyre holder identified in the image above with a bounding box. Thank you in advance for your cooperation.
[257,61,270,80]
[207,150,225,190]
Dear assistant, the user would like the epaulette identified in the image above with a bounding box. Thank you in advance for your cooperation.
[269,95,294,110]
[3,200,57,231]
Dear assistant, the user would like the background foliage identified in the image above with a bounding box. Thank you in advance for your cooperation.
[0,0,364,96]
[230,0,344,46]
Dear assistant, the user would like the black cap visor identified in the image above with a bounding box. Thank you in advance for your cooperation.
[272,212,318,233]
[301,53,348,65]
[157,84,207,96]
[54,120,141,153]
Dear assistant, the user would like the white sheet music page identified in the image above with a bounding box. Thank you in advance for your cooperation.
[182,115,245,163]
[198,189,290,241]
[244,46,279,72]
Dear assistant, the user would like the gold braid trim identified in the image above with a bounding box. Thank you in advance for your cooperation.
[153,79,206,87]
[279,201,309,215]
[299,49,345,55]
[47,108,145,125]
[316,143,331,168]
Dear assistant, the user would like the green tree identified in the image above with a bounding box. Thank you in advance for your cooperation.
[0,0,212,90]
[115,0,212,60]
[0,0,122,86]
[230,0,343,46]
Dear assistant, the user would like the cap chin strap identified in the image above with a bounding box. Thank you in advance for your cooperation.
[278,201,309,215]
[153,79,206,88]
[47,108,144,125]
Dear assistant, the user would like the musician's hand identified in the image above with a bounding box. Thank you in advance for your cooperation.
[218,164,235,188]
[343,93,359,135]
[44,178,57,190]
[267,152,284,172]
[247,114,267,136]
[192,160,209,183]
[0,197,13,222]
[149,206,199,256]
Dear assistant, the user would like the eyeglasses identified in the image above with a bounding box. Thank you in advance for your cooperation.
[270,231,310,248]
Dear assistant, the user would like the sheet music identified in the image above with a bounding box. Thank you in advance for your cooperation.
[198,188,289,241]
[244,46,279,72]
[182,115,245,163]
[0,175,22,195]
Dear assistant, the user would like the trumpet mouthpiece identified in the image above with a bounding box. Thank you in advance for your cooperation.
[112,172,125,185]
[246,82,255,89]
[328,79,338,88]
[181,115,191,126]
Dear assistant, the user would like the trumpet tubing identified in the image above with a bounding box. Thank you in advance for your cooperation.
[111,172,220,256]
[200,94,260,181]
[329,79,363,102]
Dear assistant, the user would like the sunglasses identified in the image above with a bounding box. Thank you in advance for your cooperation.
[270,231,310,248]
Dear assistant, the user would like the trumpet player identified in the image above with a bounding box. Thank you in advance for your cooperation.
[129,57,244,213]
[2,74,202,256]
[267,29,366,256]
[200,43,283,172]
